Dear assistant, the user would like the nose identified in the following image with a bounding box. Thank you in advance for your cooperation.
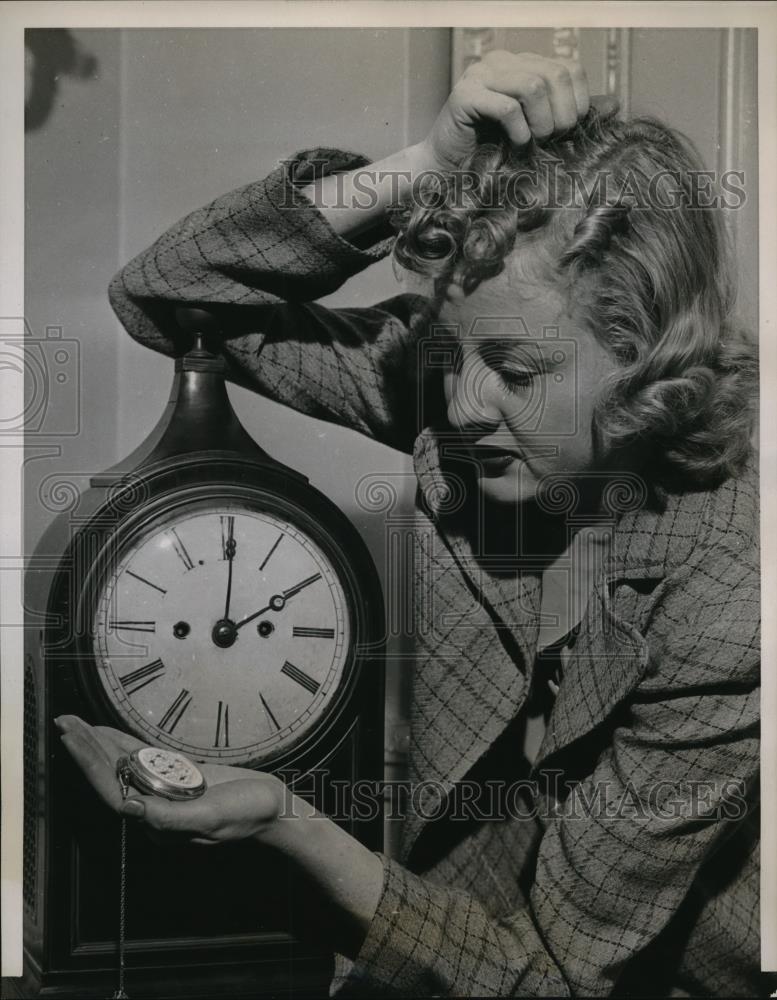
[445,351,503,432]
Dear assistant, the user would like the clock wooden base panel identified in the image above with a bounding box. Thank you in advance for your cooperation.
[2,955,333,999]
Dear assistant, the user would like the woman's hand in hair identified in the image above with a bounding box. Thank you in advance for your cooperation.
[299,51,610,240]
[418,50,594,173]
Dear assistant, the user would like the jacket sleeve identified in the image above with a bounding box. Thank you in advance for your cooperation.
[108,147,437,454]
[330,531,760,997]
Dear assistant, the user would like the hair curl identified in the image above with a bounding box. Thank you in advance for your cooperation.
[392,107,757,490]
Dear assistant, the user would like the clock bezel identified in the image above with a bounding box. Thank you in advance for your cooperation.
[72,461,381,775]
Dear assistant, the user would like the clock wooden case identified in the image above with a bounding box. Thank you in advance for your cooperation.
[17,310,385,998]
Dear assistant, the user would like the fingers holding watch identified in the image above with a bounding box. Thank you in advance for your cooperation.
[56,715,126,811]
[94,724,150,755]
[56,714,286,845]
[117,776,284,845]
[56,715,147,759]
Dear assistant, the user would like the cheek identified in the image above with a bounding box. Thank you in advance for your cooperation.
[553,366,611,467]
[503,378,577,438]
[501,377,598,470]
[443,372,454,406]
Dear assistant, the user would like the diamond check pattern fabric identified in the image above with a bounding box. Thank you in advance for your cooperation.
[108,149,766,997]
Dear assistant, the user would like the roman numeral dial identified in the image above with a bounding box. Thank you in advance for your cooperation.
[159,689,192,734]
[92,504,352,767]
[281,660,320,695]
[168,528,195,571]
[215,701,230,748]
[259,693,280,733]
[120,658,165,695]
[293,626,335,639]
[110,619,156,633]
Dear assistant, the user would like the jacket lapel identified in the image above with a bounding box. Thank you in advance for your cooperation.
[532,483,704,767]
[401,430,541,863]
[532,562,661,767]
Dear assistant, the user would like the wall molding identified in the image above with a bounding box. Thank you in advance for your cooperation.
[606,28,632,111]
[718,28,749,180]
[552,27,580,61]
[451,27,496,75]
[714,27,757,292]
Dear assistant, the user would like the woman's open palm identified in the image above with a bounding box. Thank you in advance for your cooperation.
[56,715,285,846]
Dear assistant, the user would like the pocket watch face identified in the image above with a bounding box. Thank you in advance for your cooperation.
[91,500,352,767]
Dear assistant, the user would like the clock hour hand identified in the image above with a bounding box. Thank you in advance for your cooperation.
[235,572,321,630]
[281,572,321,601]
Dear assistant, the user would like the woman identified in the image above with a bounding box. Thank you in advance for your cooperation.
[57,51,762,996]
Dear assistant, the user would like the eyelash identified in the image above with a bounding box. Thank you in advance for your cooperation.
[498,369,536,395]
[449,347,539,394]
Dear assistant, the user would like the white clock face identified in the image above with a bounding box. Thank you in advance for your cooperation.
[91,502,352,766]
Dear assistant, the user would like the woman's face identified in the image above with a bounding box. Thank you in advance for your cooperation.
[438,262,619,505]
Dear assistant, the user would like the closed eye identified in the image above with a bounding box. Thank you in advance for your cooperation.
[479,344,541,395]
[449,341,547,392]
[498,368,537,394]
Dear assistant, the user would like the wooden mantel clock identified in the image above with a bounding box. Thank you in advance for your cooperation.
[16,309,385,998]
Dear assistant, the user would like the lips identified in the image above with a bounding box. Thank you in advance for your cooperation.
[467,444,520,477]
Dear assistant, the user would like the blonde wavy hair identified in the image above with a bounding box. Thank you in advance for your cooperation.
[392,106,757,490]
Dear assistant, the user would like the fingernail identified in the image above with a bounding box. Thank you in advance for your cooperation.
[121,799,145,820]
[55,715,79,730]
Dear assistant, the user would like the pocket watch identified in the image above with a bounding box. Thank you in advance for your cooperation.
[116,747,207,800]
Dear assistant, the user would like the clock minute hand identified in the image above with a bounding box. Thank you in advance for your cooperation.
[223,521,237,621]
[235,573,322,630]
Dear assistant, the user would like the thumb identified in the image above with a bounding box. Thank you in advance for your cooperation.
[120,797,146,820]
[127,793,216,836]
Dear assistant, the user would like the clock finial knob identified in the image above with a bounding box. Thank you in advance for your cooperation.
[175,307,220,357]
[91,303,279,481]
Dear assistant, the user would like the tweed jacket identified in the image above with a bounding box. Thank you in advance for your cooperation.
[108,148,764,997]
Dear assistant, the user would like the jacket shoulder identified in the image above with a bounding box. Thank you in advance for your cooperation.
[694,453,759,554]
[612,454,759,576]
